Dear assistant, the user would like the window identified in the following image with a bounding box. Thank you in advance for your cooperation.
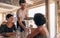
[28,5,46,17]
[28,5,46,28]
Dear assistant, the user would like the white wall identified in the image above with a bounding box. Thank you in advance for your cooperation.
[49,3,55,38]
[28,5,46,17]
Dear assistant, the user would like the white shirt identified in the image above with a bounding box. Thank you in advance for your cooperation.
[17,8,28,21]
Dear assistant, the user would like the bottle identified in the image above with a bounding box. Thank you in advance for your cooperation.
[16,27,21,38]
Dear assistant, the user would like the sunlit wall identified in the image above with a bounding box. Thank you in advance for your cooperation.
[49,3,55,38]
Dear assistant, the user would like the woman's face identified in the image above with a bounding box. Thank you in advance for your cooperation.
[7,16,13,22]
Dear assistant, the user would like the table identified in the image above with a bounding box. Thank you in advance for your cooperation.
[0,34,16,38]
[0,28,36,38]
[0,31,27,38]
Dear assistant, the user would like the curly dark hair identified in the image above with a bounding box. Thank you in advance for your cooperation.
[6,14,13,20]
[34,13,46,26]
[19,0,26,5]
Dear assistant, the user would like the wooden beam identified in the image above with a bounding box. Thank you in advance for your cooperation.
[2,13,4,22]
[27,0,45,8]
[55,0,60,38]
[28,3,45,9]
[45,0,50,35]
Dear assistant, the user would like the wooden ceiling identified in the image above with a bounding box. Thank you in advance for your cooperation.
[0,0,55,8]
[0,0,45,7]
[0,3,19,13]
[0,0,54,13]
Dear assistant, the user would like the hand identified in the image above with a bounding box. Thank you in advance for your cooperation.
[27,34,32,38]
[6,32,16,35]
[24,28,29,32]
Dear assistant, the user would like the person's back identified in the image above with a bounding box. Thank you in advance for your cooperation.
[27,13,49,38]
[33,33,47,38]
[33,26,48,38]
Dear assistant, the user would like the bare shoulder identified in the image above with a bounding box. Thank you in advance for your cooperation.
[38,26,49,38]
[38,26,46,35]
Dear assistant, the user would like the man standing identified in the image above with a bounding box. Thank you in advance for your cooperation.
[16,0,28,38]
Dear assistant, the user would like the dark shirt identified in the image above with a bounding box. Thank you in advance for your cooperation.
[1,23,16,33]
[17,21,26,32]
[0,26,2,33]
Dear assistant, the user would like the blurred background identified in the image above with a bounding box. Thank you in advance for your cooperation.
[0,0,59,38]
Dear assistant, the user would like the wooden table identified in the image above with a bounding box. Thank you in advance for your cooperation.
[0,28,37,38]
[0,35,16,38]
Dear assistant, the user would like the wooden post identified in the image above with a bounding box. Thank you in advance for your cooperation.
[2,13,5,22]
[45,0,50,32]
[55,0,60,38]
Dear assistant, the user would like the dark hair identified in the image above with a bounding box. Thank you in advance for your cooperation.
[19,0,26,5]
[6,14,13,20]
[34,13,46,26]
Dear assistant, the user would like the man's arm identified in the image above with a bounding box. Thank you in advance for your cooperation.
[16,9,20,20]
[25,9,28,19]
[18,18,27,31]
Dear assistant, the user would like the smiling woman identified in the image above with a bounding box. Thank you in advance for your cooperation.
[0,14,16,37]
